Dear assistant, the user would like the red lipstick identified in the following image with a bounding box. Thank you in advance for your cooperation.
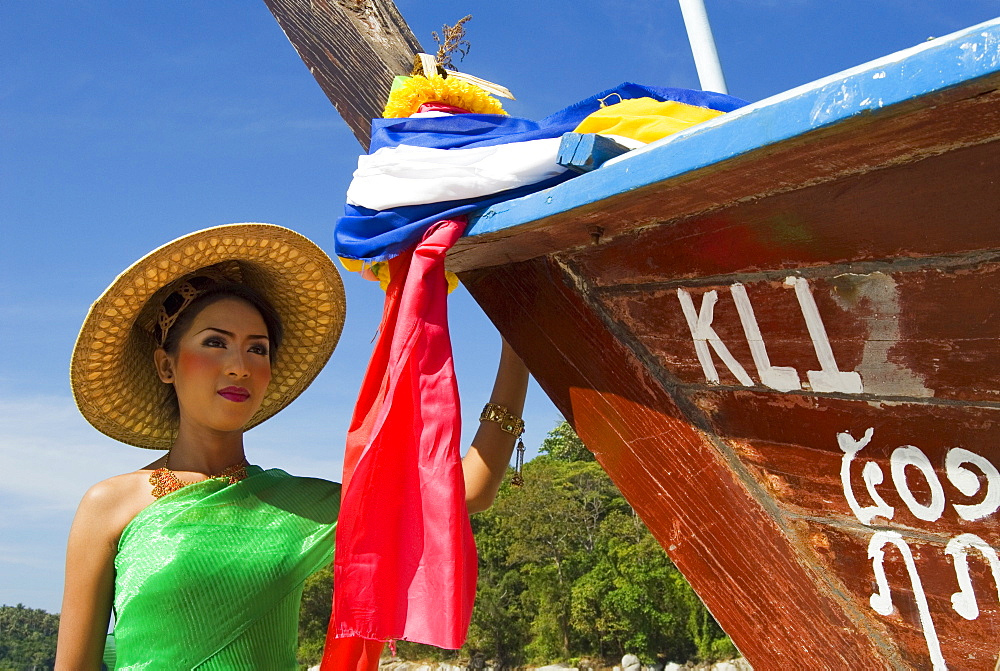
[218,386,250,402]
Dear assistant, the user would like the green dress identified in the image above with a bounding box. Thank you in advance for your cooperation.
[106,466,339,670]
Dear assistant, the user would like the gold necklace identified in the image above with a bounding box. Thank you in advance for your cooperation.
[149,452,249,499]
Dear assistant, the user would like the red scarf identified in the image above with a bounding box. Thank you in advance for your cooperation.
[322,217,476,668]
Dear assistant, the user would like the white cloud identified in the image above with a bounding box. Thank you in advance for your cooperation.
[0,395,134,611]
[0,394,142,513]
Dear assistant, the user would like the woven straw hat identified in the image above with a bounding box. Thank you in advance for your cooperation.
[71,223,346,449]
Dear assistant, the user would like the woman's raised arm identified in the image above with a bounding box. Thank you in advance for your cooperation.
[462,339,530,513]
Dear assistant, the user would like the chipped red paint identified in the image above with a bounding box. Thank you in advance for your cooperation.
[569,141,1000,286]
[805,523,1000,668]
[597,265,1000,404]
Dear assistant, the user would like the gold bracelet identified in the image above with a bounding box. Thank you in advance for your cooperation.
[480,403,525,436]
[480,403,526,487]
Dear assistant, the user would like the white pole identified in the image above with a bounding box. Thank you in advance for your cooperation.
[677,0,728,94]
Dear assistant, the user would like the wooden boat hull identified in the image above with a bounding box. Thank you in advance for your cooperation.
[455,21,1000,670]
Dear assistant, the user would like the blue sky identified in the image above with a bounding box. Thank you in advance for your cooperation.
[2,0,997,615]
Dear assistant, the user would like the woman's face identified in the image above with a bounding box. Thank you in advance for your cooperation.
[154,298,272,435]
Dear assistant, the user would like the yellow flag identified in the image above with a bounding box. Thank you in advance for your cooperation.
[573,97,723,143]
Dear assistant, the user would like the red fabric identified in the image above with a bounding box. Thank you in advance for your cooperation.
[321,637,383,671]
[321,217,475,669]
[416,101,473,115]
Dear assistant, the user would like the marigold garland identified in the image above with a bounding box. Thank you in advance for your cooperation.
[339,256,459,294]
[383,75,507,118]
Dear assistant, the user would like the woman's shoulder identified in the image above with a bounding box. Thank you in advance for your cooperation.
[81,469,156,505]
[75,470,157,542]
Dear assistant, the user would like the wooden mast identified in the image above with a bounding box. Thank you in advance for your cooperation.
[262,0,422,149]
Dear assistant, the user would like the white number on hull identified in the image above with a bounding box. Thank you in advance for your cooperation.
[839,428,1000,668]
[890,445,947,522]
[868,531,946,670]
[946,449,1000,522]
[677,277,863,394]
[945,534,1000,621]
[676,288,753,386]
[838,428,894,525]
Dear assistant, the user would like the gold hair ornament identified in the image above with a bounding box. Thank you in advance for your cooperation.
[156,280,208,346]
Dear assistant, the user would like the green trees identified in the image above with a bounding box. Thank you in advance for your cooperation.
[539,421,594,463]
[465,422,736,667]
[297,565,333,666]
[0,604,60,670]
[4,421,730,670]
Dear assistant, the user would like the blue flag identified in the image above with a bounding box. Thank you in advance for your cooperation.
[336,83,747,262]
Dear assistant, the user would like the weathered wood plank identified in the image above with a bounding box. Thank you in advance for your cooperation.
[799,522,1000,670]
[692,391,1000,552]
[262,0,422,148]
[461,257,903,668]
[690,389,1000,541]
[568,216,1000,670]
[570,138,1000,287]
[592,263,1000,404]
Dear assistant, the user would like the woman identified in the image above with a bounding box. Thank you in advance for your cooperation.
[56,224,527,669]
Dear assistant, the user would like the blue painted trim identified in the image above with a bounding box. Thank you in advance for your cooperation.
[465,17,1000,238]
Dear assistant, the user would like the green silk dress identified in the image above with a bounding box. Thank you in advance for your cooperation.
[106,466,339,670]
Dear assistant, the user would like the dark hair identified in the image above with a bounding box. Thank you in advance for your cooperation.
[160,283,284,363]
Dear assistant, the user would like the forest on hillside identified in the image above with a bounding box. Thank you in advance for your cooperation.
[297,422,737,668]
[0,604,59,670]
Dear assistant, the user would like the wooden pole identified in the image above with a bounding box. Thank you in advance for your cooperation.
[261,0,423,149]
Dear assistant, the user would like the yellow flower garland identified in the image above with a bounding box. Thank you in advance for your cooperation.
[339,256,460,294]
[383,75,507,118]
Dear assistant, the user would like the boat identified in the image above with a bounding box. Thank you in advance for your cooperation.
[263,2,1000,667]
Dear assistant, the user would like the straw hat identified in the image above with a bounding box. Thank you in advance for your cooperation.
[71,223,346,449]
